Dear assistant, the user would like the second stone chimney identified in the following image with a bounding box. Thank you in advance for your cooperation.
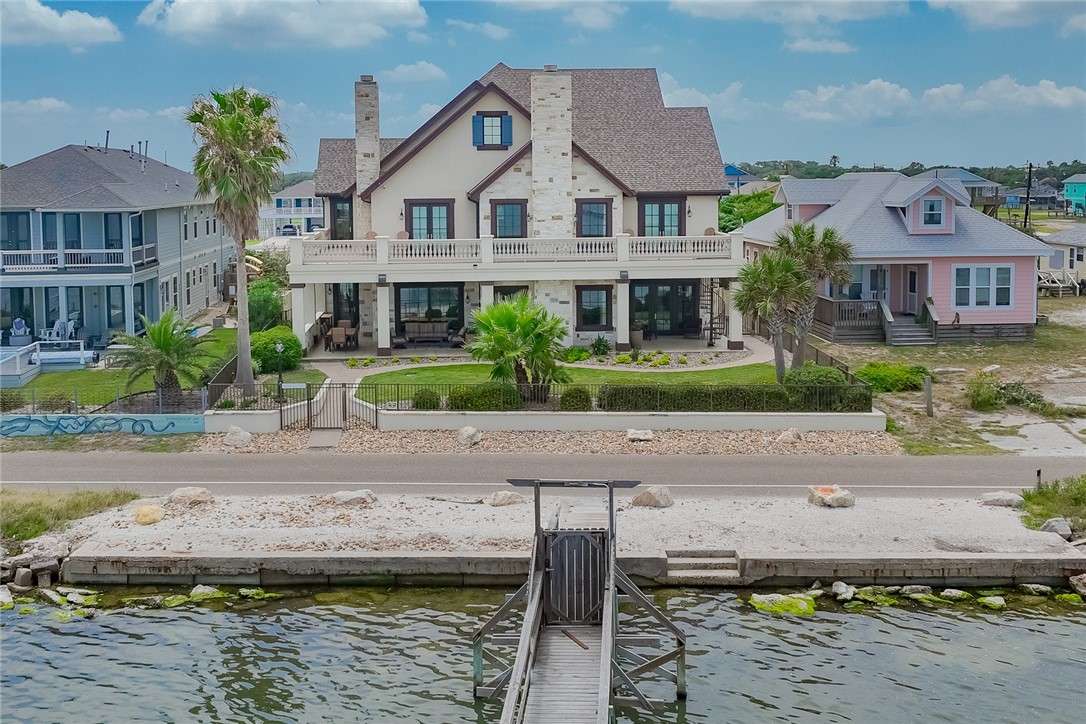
[355,74,380,236]
[530,70,574,238]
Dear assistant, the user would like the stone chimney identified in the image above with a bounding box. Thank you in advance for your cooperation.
[355,74,380,236]
[530,69,574,238]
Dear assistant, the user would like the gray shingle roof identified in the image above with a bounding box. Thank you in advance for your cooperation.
[881,176,970,207]
[915,167,996,186]
[314,137,404,196]
[274,179,315,198]
[0,144,202,210]
[1044,224,1086,246]
[1062,173,1086,184]
[743,172,1049,258]
[777,177,854,205]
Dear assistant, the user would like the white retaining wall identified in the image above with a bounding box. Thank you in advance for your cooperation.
[204,383,328,433]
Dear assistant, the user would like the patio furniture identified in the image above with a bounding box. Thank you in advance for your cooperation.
[346,327,359,350]
[330,327,347,351]
[448,326,468,348]
[682,318,703,340]
[9,318,32,347]
[403,320,449,343]
[337,319,353,329]
[40,319,67,341]
[391,334,408,349]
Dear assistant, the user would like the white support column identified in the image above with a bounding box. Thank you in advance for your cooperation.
[123,285,136,335]
[616,279,630,351]
[376,236,390,264]
[616,233,630,263]
[122,212,133,268]
[480,282,495,308]
[480,235,494,264]
[376,282,391,355]
[728,284,744,350]
[291,285,311,350]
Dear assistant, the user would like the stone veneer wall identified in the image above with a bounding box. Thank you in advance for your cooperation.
[354,75,380,237]
[529,72,574,238]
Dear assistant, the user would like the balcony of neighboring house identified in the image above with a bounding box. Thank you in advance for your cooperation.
[0,211,157,274]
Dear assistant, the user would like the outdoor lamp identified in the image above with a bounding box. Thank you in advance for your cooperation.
[274,340,285,395]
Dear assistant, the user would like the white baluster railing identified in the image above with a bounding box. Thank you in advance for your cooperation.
[629,235,731,259]
[302,240,378,263]
[492,237,616,261]
[388,239,480,262]
[0,250,60,271]
[64,250,125,267]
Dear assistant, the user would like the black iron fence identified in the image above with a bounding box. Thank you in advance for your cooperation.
[206,381,313,411]
[743,314,862,384]
[0,385,204,415]
[356,381,872,416]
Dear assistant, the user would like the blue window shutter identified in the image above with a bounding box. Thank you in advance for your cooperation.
[472,115,484,146]
[500,114,513,147]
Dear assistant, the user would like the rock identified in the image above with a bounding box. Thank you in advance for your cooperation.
[775,427,804,444]
[166,486,214,507]
[34,571,53,588]
[163,595,189,608]
[39,589,65,605]
[457,426,483,447]
[981,364,1001,374]
[940,589,972,601]
[7,584,33,595]
[1069,574,1086,597]
[222,425,252,448]
[1041,518,1073,540]
[832,581,856,601]
[809,580,822,591]
[1017,583,1052,596]
[0,569,11,584]
[29,558,60,574]
[135,505,165,525]
[13,568,33,588]
[854,586,899,606]
[806,590,826,599]
[1054,593,1083,604]
[808,485,856,508]
[977,595,1006,610]
[979,491,1023,508]
[901,585,932,596]
[884,586,902,594]
[190,584,227,601]
[331,489,377,506]
[0,586,13,608]
[8,553,34,569]
[122,595,164,609]
[908,593,945,607]
[488,491,525,507]
[626,429,654,442]
[57,586,96,596]
[749,593,816,616]
[65,593,87,606]
[631,485,674,509]
[238,588,281,600]
[932,367,966,375]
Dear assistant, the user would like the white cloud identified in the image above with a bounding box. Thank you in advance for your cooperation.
[447,18,511,39]
[137,0,426,48]
[0,0,121,46]
[96,107,151,122]
[1,97,72,114]
[784,37,856,53]
[156,105,189,120]
[494,0,627,30]
[928,0,1086,33]
[407,29,431,42]
[926,75,1086,113]
[659,72,765,121]
[386,102,443,130]
[379,61,448,83]
[783,79,914,122]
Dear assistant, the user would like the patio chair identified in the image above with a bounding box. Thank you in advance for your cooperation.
[330,327,347,351]
[682,318,703,339]
[448,326,468,348]
[337,319,352,329]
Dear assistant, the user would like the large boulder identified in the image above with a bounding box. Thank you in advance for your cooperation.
[901,585,932,596]
[1017,583,1052,596]
[626,429,654,442]
[13,568,33,588]
[458,426,483,448]
[977,595,1006,610]
[1070,574,1086,597]
[222,425,252,449]
[749,593,816,616]
[167,486,214,507]
[808,485,855,508]
[1041,518,1073,540]
[831,581,856,602]
[979,491,1024,508]
[488,491,525,507]
[135,505,165,525]
[940,589,972,601]
[331,489,377,506]
[631,485,674,509]
[775,427,804,444]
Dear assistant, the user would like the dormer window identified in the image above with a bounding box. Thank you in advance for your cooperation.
[472,111,512,150]
[922,198,944,226]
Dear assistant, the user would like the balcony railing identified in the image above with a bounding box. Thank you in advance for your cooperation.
[0,250,60,272]
[132,244,158,265]
[295,233,735,267]
[815,296,883,329]
[64,250,125,268]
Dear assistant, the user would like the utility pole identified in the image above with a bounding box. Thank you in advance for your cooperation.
[1024,161,1033,229]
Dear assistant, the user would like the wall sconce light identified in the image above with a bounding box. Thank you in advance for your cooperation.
[527,211,533,220]
[378,273,387,284]
[399,209,404,220]
[687,204,693,217]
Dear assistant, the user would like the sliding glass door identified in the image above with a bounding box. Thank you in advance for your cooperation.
[630,281,698,337]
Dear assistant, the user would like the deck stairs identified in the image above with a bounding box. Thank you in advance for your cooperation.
[665,549,740,585]
[888,319,936,346]
[1038,270,1080,297]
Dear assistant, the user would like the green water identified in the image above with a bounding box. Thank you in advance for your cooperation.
[1,587,1084,723]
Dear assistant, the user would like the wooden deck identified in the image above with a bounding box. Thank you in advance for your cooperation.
[522,626,603,723]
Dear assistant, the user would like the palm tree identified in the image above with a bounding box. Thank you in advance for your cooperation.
[113,309,211,405]
[773,222,854,368]
[467,292,571,398]
[829,155,839,168]
[733,250,812,383]
[187,87,290,393]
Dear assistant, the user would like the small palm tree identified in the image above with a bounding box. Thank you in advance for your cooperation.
[734,250,812,383]
[774,222,854,368]
[187,87,290,394]
[467,292,571,398]
[113,309,211,405]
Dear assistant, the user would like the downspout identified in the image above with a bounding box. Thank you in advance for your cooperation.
[129,210,144,318]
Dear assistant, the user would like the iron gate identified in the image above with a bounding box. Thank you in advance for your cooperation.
[306,382,352,431]
[543,529,607,625]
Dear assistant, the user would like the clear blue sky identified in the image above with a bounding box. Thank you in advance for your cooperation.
[2,0,1084,173]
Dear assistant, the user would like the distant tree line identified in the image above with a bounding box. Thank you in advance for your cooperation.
[738,159,1086,188]
[269,170,315,194]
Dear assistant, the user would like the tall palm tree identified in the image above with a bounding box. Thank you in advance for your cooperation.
[734,250,812,383]
[467,292,571,396]
[187,87,290,393]
[113,309,211,405]
[773,222,854,368]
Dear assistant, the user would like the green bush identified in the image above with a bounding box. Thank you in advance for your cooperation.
[784,363,850,410]
[563,347,592,363]
[1021,474,1086,533]
[965,372,1004,411]
[855,362,930,393]
[589,335,611,356]
[650,355,671,367]
[0,389,27,412]
[411,388,441,410]
[558,385,593,411]
[678,356,688,365]
[448,383,521,411]
[34,391,71,413]
[216,399,236,410]
[594,382,863,413]
[248,279,285,332]
[250,326,303,374]
[347,358,359,368]
[410,356,421,364]
[615,354,632,365]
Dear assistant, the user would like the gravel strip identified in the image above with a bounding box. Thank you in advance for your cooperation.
[336,428,903,455]
[196,427,309,453]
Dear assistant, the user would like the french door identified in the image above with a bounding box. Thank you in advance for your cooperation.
[406,201,453,239]
[631,281,697,337]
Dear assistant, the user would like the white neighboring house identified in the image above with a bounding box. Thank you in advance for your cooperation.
[258,179,324,239]
[0,144,235,347]
[1038,224,1085,295]
[290,63,745,355]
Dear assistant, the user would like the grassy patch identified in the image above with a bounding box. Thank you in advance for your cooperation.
[1,488,140,541]
[0,433,201,453]
[875,391,1006,456]
[1021,475,1086,532]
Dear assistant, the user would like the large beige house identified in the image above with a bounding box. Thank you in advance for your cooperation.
[288,63,745,355]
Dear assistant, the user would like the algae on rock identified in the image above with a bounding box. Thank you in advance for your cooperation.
[750,593,817,616]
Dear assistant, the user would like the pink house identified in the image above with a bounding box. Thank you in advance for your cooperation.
[740,172,1051,345]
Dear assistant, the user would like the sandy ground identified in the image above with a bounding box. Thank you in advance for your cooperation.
[67,492,1074,557]
[967,410,1086,456]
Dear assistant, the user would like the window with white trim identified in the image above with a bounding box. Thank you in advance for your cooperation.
[953,264,1012,309]
[786,204,794,221]
[922,198,944,226]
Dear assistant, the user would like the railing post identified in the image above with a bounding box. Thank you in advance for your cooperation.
[201,386,208,412]
[376,235,390,264]
[480,234,494,264]
[729,230,743,261]
[616,233,630,263]
[289,236,304,267]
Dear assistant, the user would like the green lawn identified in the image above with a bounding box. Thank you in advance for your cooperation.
[356,362,776,400]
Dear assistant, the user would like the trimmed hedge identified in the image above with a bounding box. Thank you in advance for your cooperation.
[448,383,522,411]
[558,385,593,411]
[595,382,870,413]
[411,388,441,410]
[251,326,303,374]
[855,362,930,393]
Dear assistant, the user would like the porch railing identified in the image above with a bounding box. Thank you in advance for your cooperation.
[64,250,125,267]
[492,237,616,261]
[303,239,377,263]
[0,250,60,272]
[815,296,882,328]
[389,238,480,262]
[132,244,158,265]
[629,235,730,259]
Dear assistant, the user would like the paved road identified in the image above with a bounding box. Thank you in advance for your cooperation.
[2,452,1081,498]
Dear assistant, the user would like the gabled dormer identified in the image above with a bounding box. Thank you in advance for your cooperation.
[883,178,970,235]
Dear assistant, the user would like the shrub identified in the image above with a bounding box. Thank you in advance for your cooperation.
[558,385,593,411]
[391,357,401,364]
[448,383,521,411]
[248,279,284,332]
[411,388,441,410]
[216,399,236,409]
[428,356,438,362]
[410,356,421,364]
[239,397,258,410]
[678,356,688,365]
[699,358,709,365]
[784,362,848,387]
[649,355,671,367]
[596,383,798,412]
[596,356,606,363]
[965,372,1004,411]
[346,358,359,368]
[563,347,591,363]
[589,335,611,356]
[1021,474,1086,534]
[251,326,303,374]
[0,389,27,412]
[615,354,632,365]
[855,362,930,393]
[34,391,71,413]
